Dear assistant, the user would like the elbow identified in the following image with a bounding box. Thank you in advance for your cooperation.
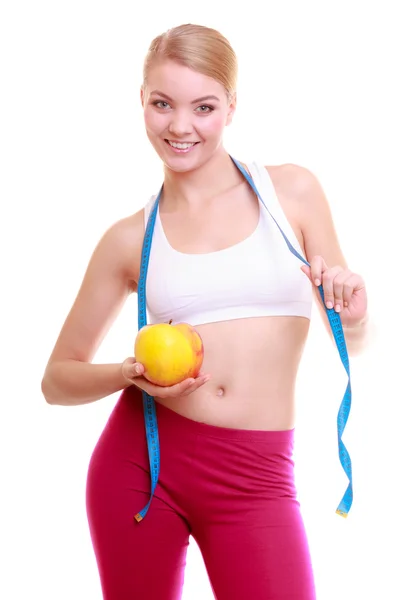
[41,366,59,405]
[41,375,55,404]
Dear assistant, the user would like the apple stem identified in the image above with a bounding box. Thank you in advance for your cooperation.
[169,319,173,324]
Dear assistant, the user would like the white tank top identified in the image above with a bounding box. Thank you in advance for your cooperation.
[143,161,312,326]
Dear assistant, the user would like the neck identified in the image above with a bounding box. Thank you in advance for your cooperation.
[161,148,243,209]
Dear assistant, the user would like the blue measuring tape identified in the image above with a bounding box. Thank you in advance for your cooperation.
[134,156,353,523]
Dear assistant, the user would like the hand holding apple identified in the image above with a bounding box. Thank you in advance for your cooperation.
[121,321,209,399]
[134,320,204,386]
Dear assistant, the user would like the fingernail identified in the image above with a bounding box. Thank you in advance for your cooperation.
[326,301,333,309]
[315,279,321,286]
[335,304,341,312]
[135,365,141,374]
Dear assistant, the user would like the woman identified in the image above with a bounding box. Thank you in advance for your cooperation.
[41,23,369,600]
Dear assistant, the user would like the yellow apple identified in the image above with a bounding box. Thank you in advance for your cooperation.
[134,320,204,387]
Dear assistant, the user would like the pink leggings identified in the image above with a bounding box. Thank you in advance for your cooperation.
[86,386,316,599]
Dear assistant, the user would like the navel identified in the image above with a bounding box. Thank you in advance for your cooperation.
[216,386,225,397]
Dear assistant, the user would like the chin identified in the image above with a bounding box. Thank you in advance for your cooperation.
[160,145,220,174]
[162,159,199,174]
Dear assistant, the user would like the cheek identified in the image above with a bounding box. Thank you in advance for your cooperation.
[143,109,166,135]
[198,112,228,136]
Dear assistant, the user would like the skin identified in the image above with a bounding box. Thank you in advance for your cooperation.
[41,59,370,430]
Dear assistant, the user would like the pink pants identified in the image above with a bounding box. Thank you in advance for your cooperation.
[86,386,316,599]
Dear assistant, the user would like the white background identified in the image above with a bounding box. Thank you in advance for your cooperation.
[1,1,399,599]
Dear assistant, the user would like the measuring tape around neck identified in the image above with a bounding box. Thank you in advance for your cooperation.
[134,156,353,523]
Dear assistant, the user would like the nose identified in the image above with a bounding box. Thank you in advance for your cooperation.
[167,110,194,138]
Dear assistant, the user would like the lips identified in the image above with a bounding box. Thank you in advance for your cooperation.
[165,140,199,153]
[167,140,198,148]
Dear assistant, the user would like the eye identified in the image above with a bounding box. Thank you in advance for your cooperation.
[153,101,171,109]
[195,105,214,113]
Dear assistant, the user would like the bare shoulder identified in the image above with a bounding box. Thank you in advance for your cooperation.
[262,163,320,252]
[101,208,146,290]
[265,162,334,228]
[44,207,147,365]
[265,163,323,206]
[266,163,347,268]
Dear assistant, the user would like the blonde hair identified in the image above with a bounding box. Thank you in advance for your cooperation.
[143,24,237,99]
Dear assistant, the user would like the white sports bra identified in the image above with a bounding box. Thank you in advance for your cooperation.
[143,161,312,326]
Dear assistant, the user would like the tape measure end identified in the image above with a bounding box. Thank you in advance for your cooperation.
[336,509,348,519]
[134,513,143,523]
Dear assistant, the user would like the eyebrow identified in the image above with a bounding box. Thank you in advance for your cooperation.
[149,91,220,104]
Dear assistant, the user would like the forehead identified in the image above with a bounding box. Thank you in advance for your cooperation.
[146,60,225,101]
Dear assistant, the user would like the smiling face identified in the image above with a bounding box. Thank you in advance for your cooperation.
[141,60,236,173]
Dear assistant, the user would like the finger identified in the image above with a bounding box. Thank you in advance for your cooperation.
[333,269,358,311]
[132,362,145,377]
[126,362,145,379]
[333,279,345,312]
[342,273,364,308]
[180,374,211,396]
[310,255,327,287]
[165,374,210,397]
[133,376,196,399]
[300,265,312,281]
[322,266,344,309]
[121,358,145,383]
[332,270,355,311]
[140,374,210,399]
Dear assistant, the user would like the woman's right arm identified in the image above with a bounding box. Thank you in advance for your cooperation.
[42,212,210,406]
[41,214,142,406]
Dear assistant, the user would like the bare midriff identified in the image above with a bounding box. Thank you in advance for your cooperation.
[154,315,310,430]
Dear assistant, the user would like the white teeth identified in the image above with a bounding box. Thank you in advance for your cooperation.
[168,141,196,149]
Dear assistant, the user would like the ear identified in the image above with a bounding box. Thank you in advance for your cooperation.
[140,86,145,108]
[226,92,237,126]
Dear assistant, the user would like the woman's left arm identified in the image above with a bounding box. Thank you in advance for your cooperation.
[289,165,371,356]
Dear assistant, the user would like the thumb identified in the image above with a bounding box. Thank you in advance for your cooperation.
[122,357,145,380]
[300,265,312,281]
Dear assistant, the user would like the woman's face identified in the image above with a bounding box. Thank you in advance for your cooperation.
[141,60,236,173]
